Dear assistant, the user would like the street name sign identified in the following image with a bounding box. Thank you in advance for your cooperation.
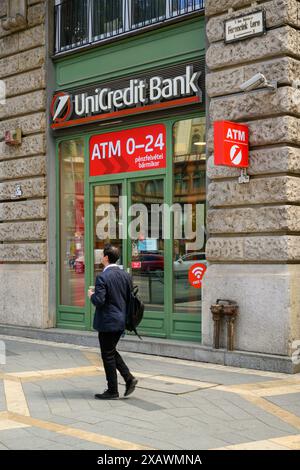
[225,10,266,43]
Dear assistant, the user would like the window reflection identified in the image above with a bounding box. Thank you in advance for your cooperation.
[59,0,89,51]
[131,179,164,311]
[59,139,85,307]
[173,117,206,314]
[93,184,123,279]
[132,0,165,27]
[92,0,124,40]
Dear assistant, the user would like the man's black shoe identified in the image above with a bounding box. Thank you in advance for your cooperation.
[94,390,119,400]
[124,378,138,397]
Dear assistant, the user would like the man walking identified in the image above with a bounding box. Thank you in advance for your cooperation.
[88,244,138,400]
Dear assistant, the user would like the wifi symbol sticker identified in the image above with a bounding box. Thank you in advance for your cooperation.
[188,263,207,289]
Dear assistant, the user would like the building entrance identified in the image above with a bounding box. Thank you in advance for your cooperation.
[57,115,206,341]
[91,176,167,337]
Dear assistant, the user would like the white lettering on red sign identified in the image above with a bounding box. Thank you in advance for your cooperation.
[89,124,166,176]
[226,128,246,142]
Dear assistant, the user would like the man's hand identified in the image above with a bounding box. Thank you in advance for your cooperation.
[87,289,94,299]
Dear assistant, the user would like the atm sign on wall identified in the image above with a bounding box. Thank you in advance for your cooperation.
[90,124,166,176]
[214,121,249,168]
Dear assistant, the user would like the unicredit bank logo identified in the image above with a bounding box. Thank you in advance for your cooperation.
[51,92,72,123]
[51,65,203,129]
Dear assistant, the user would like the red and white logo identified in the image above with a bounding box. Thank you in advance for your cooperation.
[230,144,243,166]
[214,121,249,168]
[188,263,207,289]
[50,92,72,123]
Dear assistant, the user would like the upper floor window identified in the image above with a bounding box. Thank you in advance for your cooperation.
[55,0,204,54]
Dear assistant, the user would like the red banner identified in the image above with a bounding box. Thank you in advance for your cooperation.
[89,124,166,176]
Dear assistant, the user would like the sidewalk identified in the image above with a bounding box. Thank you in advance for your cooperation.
[0,335,300,450]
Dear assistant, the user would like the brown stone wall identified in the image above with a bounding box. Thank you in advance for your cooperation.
[206,0,300,262]
[203,0,300,361]
[0,0,47,261]
[0,0,49,328]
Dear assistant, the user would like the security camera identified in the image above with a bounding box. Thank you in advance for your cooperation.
[240,73,277,92]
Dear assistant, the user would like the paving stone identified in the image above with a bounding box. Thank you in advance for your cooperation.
[0,381,6,411]
[1,338,300,450]
[266,392,300,406]
[266,394,300,418]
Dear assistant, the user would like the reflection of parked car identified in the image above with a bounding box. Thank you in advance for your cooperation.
[174,252,207,276]
[132,253,164,273]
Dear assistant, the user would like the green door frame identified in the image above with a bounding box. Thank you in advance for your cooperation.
[127,173,168,338]
[56,111,205,340]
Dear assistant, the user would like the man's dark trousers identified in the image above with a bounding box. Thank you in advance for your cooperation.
[98,331,133,394]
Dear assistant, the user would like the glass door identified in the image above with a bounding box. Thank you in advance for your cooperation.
[90,177,166,336]
[129,177,166,337]
[171,117,206,340]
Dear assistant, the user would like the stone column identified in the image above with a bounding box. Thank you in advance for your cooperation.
[203,0,300,371]
[0,1,51,328]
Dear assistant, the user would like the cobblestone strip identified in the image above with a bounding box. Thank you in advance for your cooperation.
[215,434,300,450]
[6,412,154,451]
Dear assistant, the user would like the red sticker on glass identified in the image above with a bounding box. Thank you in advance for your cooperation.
[188,263,207,289]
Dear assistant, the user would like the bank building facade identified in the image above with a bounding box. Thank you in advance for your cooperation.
[0,0,300,373]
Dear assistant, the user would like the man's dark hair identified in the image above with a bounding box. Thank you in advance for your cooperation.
[103,244,120,264]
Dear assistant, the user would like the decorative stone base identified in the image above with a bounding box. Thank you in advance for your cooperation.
[202,264,300,357]
[0,264,51,328]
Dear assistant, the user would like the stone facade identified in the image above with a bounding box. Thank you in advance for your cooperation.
[203,0,300,370]
[0,0,50,328]
[0,0,299,372]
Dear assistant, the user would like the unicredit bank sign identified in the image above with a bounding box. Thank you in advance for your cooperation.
[51,65,202,129]
[214,121,249,168]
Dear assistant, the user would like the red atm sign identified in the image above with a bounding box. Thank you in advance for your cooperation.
[214,121,249,168]
[90,124,166,176]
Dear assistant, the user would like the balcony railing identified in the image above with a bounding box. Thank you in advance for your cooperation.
[55,0,205,54]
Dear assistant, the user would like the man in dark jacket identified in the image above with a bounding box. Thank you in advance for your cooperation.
[88,244,138,400]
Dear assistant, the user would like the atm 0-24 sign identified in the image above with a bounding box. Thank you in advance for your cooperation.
[90,124,166,176]
[214,121,249,168]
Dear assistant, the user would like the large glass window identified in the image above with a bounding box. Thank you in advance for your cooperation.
[173,117,206,314]
[57,0,89,52]
[55,0,204,53]
[132,0,166,27]
[59,139,85,307]
[92,0,124,40]
[171,0,202,15]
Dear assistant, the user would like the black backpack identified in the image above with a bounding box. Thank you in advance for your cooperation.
[126,285,144,339]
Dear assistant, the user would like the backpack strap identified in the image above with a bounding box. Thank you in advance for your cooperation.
[133,327,143,340]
